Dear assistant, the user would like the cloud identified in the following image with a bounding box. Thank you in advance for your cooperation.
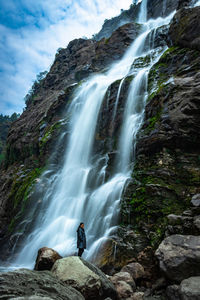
[0,0,133,115]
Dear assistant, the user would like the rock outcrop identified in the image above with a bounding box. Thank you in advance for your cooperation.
[51,256,117,299]
[155,235,200,282]
[169,6,200,51]
[34,247,62,271]
[121,3,200,250]
[0,268,84,300]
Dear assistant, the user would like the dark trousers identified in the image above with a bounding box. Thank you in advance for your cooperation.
[78,248,84,257]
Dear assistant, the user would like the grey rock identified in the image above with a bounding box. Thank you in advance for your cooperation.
[51,256,117,299]
[191,194,200,207]
[0,268,84,300]
[179,276,200,299]
[155,235,200,282]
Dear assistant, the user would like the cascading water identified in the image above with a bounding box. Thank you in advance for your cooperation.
[8,1,176,270]
[138,0,148,23]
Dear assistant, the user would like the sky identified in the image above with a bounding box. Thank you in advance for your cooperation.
[0,0,135,116]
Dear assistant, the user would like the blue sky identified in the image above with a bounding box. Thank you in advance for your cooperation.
[0,0,133,115]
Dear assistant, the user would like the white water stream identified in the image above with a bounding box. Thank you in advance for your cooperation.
[10,1,175,269]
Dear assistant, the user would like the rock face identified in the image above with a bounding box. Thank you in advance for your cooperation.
[121,4,200,249]
[0,268,84,300]
[147,0,179,19]
[51,256,117,299]
[169,7,200,51]
[34,247,62,271]
[155,235,200,282]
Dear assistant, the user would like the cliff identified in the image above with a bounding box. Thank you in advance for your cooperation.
[0,0,200,290]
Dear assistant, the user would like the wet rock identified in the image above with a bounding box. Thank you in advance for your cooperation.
[51,256,117,299]
[0,268,84,300]
[121,262,145,281]
[179,277,200,300]
[34,247,62,271]
[147,0,179,19]
[155,235,200,282]
[110,271,136,291]
[95,227,148,275]
[191,194,200,207]
[168,6,200,51]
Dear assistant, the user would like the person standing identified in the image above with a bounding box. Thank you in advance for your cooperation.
[77,222,86,257]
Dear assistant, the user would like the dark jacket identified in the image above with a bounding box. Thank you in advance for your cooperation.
[77,227,86,249]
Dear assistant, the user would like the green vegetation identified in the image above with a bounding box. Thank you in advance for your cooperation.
[8,166,45,233]
[121,148,199,248]
[39,120,63,156]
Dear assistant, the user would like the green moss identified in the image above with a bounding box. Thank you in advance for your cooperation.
[104,37,110,44]
[124,75,134,83]
[39,120,63,154]
[8,166,45,233]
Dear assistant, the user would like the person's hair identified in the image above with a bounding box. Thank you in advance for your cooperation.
[77,222,84,231]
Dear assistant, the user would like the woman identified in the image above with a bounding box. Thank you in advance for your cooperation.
[77,222,86,257]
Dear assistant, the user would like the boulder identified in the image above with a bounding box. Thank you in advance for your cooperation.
[51,256,117,299]
[179,277,200,300]
[110,271,136,291]
[121,262,145,280]
[34,247,62,271]
[0,268,84,300]
[113,280,134,299]
[155,235,200,282]
[191,194,200,207]
[168,6,200,51]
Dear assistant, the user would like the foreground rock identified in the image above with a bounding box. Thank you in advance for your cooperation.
[179,277,200,300]
[155,235,200,282]
[51,256,117,299]
[0,268,84,300]
[110,271,136,299]
[121,262,145,281]
[191,194,200,207]
[34,247,62,271]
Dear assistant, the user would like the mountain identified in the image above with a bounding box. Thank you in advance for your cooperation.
[0,0,200,297]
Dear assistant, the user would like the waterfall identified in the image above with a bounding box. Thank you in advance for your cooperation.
[9,6,176,270]
[162,0,167,16]
[138,0,148,23]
